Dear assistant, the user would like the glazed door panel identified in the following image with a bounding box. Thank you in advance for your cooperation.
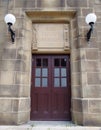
[31,55,51,120]
[51,56,71,120]
[31,55,71,120]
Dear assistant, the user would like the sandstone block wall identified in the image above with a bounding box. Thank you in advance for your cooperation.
[0,0,101,126]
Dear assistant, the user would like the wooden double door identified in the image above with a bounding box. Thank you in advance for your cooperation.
[31,55,71,120]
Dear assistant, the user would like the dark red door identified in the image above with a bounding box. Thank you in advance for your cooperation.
[31,55,71,120]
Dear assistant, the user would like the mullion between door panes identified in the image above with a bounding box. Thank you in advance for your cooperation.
[54,58,61,87]
[54,67,61,87]
[61,67,67,87]
[42,58,48,87]
[42,68,48,87]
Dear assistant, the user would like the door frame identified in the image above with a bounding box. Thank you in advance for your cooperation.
[25,10,76,122]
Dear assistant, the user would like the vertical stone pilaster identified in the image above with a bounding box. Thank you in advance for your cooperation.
[70,13,84,125]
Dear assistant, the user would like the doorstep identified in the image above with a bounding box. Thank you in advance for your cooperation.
[0,121,101,130]
[23,121,78,127]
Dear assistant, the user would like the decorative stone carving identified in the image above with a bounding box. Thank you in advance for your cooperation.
[32,24,38,50]
[63,24,70,50]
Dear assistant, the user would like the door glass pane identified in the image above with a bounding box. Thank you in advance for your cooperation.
[61,58,66,66]
[42,68,48,77]
[43,59,48,67]
[35,78,40,87]
[54,78,60,87]
[36,59,41,67]
[54,59,60,67]
[42,78,48,87]
[35,68,41,77]
[61,68,66,77]
[61,78,67,87]
[54,68,60,77]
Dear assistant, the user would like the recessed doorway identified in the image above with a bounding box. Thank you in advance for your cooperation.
[31,54,71,121]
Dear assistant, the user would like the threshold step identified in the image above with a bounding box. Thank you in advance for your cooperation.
[0,126,101,130]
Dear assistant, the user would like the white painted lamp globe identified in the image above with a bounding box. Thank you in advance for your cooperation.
[4,14,16,25]
[85,13,97,24]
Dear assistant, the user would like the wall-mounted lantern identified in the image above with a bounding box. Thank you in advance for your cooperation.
[4,14,16,43]
[85,13,97,42]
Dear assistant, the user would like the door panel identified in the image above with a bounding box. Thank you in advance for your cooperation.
[51,55,71,120]
[31,55,71,120]
[31,55,51,120]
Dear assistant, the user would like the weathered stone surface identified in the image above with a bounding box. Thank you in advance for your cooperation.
[14,18,24,29]
[95,0,101,4]
[71,38,79,49]
[86,61,99,72]
[87,73,100,85]
[72,61,81,72]
[0,0,101,126]
[86,49,99,60]
[72,86,82,98]
[15,60,27,72]
[19,85,30,97]
[0,60,16,71]
[88,0,95,7]
[0,99,12,112]
[72,99,83,112]
[67,0,87,7]
[71,49,80,61]
[89,100,101,113]
[16,38,23,49]
[0,113,18,125]
[37,0,65,7]
[97,32,101,41]
[0,85,19,97]
[83,86,101,98]
[82,8,93,17]
[72,111,83,125]
[13,98,30,112]
[82,100,88,113]
[0,71,15,85]
[72,73,81,86]
[14,0,35,8]
[17,112,30,124]
[79,37,98,48]
[15,72,30,85]
[22,31,32,51]
[84,113,101,126]
[0,0,8,7]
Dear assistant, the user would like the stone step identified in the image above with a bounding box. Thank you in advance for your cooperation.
[0,121,101,130]
[0,126,101,130]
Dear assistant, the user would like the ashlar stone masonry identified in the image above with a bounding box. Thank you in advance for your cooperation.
[0,0,101,126]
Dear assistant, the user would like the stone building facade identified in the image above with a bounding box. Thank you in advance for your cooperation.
[0,0,101,126]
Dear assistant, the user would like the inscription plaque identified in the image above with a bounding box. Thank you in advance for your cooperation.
[32,24,70,52]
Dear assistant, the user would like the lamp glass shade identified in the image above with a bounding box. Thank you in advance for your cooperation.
[85,13,97,24]
[4,14,16,25]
